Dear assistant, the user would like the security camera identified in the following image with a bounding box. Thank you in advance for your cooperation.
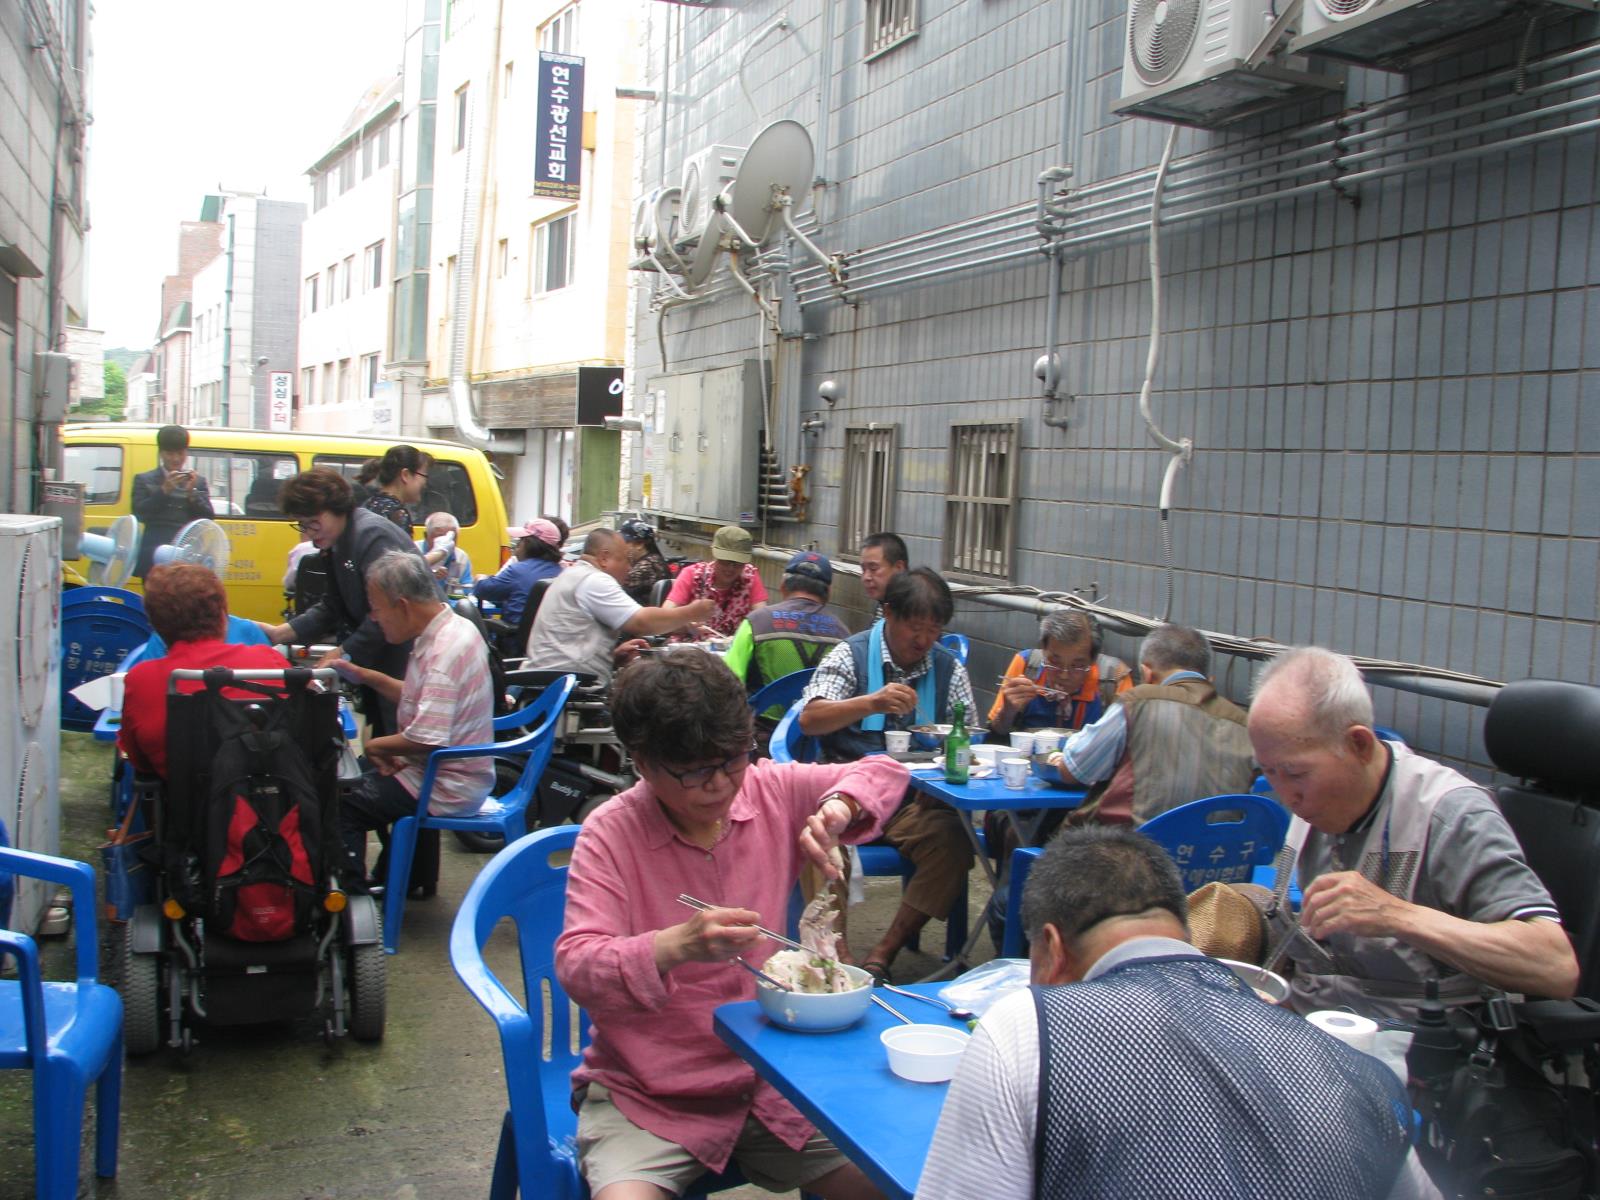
[255,355,270,366]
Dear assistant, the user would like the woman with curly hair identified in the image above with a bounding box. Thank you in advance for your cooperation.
[119,564,287,778]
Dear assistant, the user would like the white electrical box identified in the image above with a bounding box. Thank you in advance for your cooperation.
[640,361,765,527]
[0,514,62,934]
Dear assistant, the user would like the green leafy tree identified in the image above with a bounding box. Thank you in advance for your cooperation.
[82,360,127,419]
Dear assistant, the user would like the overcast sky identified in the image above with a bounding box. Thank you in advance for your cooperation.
[87,0,400,348]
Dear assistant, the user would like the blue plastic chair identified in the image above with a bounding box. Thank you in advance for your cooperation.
[383,675,577,954]
[938,632,970,664]
[0,848,123,1199]
[0,818,11,930]
[1136,793,1291,892]
[768,697,822,763]
[747,667,815,719]
[450,826,760,1200]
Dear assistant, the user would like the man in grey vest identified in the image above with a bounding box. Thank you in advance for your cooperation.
[918,826,1439,1200]
[524,529,713,686]
[1043,623,1256,825]
[1249,646,1577,1019]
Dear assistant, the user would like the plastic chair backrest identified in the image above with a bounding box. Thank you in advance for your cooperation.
[1136,793,1291,891]
[1002,846,1043,958]
[450,825,585,1198]
[747,668,814,716]
[1484,679,1600,1000]
[510,576,556,655]
[648,576,672,607]
[0,817,11,931]
[768,697,820,764]
[1372,725,1407,747]
[431,675,578,816]
[939,632,970,664]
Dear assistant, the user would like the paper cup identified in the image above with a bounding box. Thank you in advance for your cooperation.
[1008,731,1036,755]
[884,730,911,753]
[1030,730,1063,756]
[1000,756,1029,789]
[108,671,126,712]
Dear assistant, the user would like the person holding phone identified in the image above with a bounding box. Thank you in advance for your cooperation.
[131,424,214,579]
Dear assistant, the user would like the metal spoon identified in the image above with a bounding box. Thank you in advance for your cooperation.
[876,980,976,1022]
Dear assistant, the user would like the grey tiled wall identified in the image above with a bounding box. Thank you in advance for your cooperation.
[631,0,1600,776]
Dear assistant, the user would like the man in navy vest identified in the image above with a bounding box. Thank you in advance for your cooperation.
[723,550,850,694]
[917,826,1440,1200]
[799,567,975,981]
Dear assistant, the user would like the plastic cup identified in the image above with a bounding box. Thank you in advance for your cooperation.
[883,730,911,753]
[1000,757,1029,789]
[1008,731,1035,755]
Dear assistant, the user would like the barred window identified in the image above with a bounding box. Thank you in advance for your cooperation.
[866,0,918,59]
[842,425,897,550]
[943,420,1018,581]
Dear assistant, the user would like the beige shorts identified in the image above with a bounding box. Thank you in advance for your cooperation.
[575,1083,851,1196]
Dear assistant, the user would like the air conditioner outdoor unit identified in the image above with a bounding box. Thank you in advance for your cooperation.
[678,144,744,241]
[1291,0,1600,68]
[1113,0,1346,127]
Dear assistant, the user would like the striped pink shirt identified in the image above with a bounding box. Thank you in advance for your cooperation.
[555,755,911,1174]
[394,606,495,813]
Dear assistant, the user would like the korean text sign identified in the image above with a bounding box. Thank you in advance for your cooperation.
[535,52,584,201]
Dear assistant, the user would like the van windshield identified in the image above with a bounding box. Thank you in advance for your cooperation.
[313,455,479,528]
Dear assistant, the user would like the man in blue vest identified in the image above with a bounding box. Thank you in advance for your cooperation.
[799,567,975,981]
[917,825,1439,1200]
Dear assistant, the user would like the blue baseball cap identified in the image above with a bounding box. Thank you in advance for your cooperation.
[785,551,833,585]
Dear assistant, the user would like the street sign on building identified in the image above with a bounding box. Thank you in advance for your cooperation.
[268,371,293,430]
[534,52,584,201]
[577,365,624,426]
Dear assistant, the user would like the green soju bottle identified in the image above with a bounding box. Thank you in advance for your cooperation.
[944,701,971,784]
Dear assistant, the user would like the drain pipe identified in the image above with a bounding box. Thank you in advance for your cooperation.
[1038,0,1087,430]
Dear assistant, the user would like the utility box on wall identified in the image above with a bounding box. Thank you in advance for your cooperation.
[640,360,765,526]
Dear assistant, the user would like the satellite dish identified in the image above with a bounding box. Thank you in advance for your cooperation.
[725,119,815,246]
[79,514,141,586]
[684,211,727,289]
[152,518,231,574]
[633,188,660,252]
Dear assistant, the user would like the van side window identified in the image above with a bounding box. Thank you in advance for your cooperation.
[189,451,299,519]
[63,444,123,504]
[312,455,479,528]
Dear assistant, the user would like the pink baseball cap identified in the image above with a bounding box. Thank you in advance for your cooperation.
[507,517,562,547]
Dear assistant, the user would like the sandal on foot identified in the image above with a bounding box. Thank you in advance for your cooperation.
[862,960,892,987]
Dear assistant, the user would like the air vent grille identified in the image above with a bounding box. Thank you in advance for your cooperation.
[1130,0,1204,85]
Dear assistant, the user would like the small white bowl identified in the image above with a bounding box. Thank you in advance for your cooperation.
[971,744,1004,768]
[880,1023,970,1082]
[755,964,876,1032]
[1217,958,1290,1005]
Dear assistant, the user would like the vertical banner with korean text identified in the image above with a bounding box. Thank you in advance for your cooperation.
[268,371,293,431]
[535,51,584,200]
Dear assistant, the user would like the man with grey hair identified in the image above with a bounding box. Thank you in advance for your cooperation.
[1249,645,1577,1018]
[988,608,1133,738]
[336,550,496,887]
[1042,622,1255,824]
[918,826,1439,1200]
[417,511,472,595]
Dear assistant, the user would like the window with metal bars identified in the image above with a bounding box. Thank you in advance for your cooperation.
[943,420,1018,581]
[842,425,897,550]
[866,0,918,58]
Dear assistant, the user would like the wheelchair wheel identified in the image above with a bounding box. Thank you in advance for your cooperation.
[347,937,386,1042]
[121,931,163,1056]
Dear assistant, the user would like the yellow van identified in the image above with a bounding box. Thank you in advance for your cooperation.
[61,424,510,622]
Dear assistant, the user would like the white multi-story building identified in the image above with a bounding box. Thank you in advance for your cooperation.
[187,193,304,428]
[297,75,402,434]
[425,0,642,525]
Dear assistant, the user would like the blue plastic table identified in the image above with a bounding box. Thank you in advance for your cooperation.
[713,983,959,1200]
[902,767,1087,977]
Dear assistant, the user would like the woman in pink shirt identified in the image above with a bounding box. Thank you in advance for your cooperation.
[556,651,907,1199]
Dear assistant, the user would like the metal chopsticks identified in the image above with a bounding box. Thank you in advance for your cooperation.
[675,894,914,1024]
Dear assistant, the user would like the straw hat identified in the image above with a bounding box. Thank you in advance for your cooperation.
[1186,882,1274,965]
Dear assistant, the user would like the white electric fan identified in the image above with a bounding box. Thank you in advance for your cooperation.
[151,519,231,575]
